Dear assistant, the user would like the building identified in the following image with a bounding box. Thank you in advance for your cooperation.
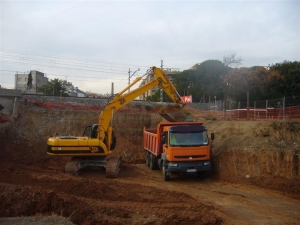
[139,68,180,101]
[14,70,86,97]
[15,70,48,94]
[61,81,86,97]
[76,88,86,98]
[63,81,76,97]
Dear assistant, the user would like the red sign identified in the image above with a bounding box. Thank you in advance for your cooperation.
[181,95,192,103]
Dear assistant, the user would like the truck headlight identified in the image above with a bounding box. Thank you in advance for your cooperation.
[203,161,210,166]
[169,163,178,167]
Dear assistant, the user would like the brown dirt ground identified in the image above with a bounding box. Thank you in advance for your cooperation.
[0,103,299,225]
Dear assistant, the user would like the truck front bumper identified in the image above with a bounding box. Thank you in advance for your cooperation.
[167,161,211,173]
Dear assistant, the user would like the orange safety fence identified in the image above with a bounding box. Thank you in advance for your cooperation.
[0,113,10,123]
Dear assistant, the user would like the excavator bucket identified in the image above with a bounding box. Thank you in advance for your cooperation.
[159,105,186,122]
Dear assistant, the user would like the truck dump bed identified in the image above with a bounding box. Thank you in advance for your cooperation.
[143,128,160,156]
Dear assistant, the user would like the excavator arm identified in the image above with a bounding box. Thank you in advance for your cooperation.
[98,66,186,152]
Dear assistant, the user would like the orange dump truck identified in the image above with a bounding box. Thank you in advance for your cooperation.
[144,122,214,181]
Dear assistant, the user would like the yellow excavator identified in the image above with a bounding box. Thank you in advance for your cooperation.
[47,66,186,177]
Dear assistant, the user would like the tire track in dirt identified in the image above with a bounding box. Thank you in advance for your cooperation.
[115,164,300,225]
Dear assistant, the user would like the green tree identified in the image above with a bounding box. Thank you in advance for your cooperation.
[222,65,285,102]
[27,72,33,90]
[196,60,230,102]
[146,89,172,102]
[172,69,196,96]
[38,79,69,96]
[173,60,230,102]
[266,61,300,98]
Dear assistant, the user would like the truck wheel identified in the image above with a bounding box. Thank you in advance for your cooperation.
[162,160,170,181]
[145,151,150,167]
[149,154,157,170]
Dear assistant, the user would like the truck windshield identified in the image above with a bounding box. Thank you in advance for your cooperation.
[169,131,208,146]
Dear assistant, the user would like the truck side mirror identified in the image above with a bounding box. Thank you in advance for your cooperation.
[161,136,166,144]
[161,131,168,146]
[211,133,215,140]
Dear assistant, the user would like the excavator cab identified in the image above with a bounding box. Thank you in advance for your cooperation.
[83,124,98,138]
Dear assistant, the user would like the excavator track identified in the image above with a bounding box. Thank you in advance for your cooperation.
[65,157,82,176]
[65,156,121,178]
[65,157,108,176]
[106,155,122,178]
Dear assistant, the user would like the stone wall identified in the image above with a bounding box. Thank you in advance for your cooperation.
[0,89,22,97]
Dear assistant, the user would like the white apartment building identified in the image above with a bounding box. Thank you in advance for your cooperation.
[15,70,48,94]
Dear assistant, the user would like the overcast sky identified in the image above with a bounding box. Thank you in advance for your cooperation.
[0,0,299,94]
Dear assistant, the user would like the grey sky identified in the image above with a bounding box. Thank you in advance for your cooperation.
[1,0,299,94]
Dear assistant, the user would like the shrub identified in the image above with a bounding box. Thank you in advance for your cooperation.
[145,105,152,111]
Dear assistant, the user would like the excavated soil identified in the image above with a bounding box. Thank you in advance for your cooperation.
[0,102,300,225]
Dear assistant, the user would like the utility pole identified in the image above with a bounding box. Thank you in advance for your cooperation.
[160,60,164,102]
[111,82,114,96]
[128,68,140,93]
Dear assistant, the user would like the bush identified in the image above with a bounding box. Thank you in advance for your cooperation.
[145,105,152,111]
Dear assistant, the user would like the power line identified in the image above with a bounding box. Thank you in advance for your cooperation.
[0,48,161,91]
[0,70,126,80]
[0,49,150,89]
[0,69,139,82]
[0,59,148,88]
[0,70,139,89]
[0,59,146,84]
[0,48,150,70]
[0,58,132,74]
[0,53,133,73]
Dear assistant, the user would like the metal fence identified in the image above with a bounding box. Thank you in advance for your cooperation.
[189,96,300,121]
